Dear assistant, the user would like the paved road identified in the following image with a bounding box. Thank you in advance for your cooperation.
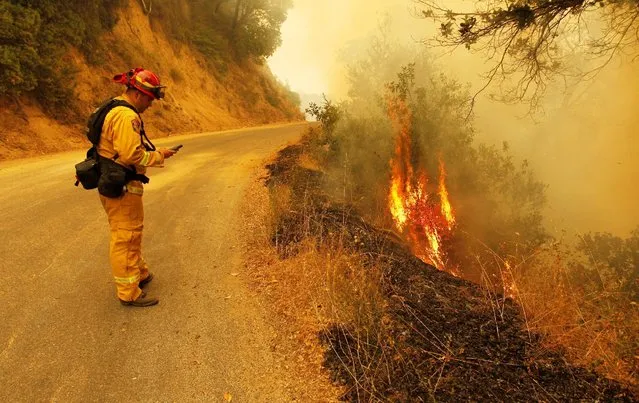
[0,123,305,401]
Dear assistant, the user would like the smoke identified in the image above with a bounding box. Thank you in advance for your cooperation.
[471,62,639,237]
[269,0,420,96]
[269,0,639,237]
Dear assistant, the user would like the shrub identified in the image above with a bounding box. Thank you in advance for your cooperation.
[577,228,639,301]
[0,0,123,115]
[305,95,342,136]
[0,2,41,96]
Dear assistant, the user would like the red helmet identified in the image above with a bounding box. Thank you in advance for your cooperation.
[113,67,166,100]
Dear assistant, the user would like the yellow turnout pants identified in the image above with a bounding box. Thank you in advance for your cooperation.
[100,188,150,302]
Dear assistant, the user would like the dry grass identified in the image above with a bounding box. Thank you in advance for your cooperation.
[472,240,639,393]
[297,151,324,172]
[521,262,637,391]
[241,166,368,401]
[241,156,396,400]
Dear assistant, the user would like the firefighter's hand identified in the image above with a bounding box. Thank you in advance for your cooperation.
[159,148,177,159]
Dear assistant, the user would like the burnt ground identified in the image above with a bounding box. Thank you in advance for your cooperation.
[265,144,636,402]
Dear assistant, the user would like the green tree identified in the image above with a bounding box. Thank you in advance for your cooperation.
[0,0,122,114]
[0,0,293,117]
[228,0,292,59]
[0,2,40,95]
[152,0,291,63]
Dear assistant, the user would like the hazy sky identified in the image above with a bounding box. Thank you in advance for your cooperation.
[268,0,417,96]
[268,1,639,237]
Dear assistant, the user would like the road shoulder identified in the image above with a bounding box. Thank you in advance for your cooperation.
[239,164,343,401]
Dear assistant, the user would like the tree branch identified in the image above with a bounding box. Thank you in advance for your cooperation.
[415,0,639,109]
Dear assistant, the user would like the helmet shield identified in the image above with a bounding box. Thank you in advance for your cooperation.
[150,86,165,100]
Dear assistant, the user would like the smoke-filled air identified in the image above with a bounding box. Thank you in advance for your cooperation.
[270,0,639,237]
[268,0,639,395]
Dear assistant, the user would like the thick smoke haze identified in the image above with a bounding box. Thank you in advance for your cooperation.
[269,0,418,96]
[268,0,639,236]
[472,63,639,237]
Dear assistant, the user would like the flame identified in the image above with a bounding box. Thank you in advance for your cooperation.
[438,157,455,230]
[389,180,408,231]
[386,92,457,274]
[424,227,443,268]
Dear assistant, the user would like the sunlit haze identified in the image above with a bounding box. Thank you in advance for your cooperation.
[269,0,639,236]
[268,0,416,97]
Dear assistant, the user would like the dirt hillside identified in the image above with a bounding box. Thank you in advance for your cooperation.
[0,1,303,161]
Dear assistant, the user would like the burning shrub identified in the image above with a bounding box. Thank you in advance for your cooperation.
[321,51,547,285]
[294,31,636,393]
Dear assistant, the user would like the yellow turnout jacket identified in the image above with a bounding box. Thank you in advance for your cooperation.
[96,95,164,194]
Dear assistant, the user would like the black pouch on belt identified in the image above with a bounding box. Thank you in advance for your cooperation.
[74,147,100,189]
[98,158,129,198]
[75,158,100,189]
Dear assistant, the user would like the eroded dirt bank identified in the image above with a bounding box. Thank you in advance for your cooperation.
[0,1,302,161]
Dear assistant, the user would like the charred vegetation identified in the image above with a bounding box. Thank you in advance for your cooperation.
[263,142,636,401]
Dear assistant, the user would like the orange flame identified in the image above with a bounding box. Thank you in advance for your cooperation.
[389,180,408,231]
[386,93,457,274]
[438,157,456,230]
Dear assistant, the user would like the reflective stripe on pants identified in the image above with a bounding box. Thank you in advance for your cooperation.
[99,189,150,302]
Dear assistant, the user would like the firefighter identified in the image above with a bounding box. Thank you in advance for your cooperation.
[98,67,176,307]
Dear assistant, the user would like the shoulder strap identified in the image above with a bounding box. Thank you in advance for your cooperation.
[85,98,139,146]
